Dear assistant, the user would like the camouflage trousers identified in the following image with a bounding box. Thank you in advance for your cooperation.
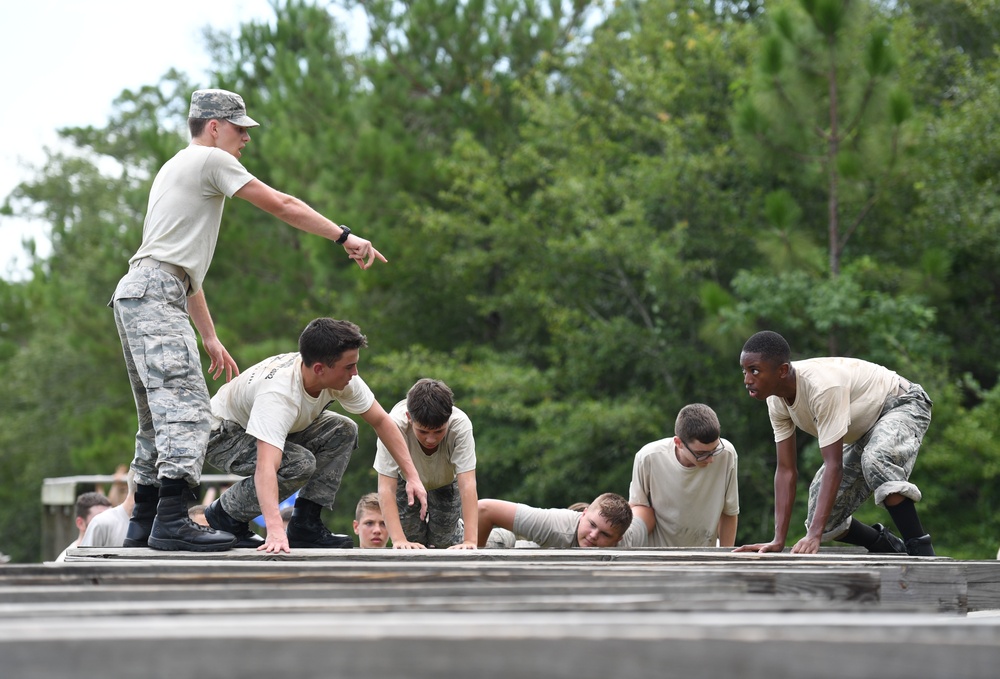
[205,412,358,522]
[111,267,210,488]
[807,381,933,540]
[396,478,464,547]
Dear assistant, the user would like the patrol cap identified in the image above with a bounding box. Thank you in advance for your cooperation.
[188,89,260,128]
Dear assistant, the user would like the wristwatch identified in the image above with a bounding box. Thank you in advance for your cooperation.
[335,225,351,245]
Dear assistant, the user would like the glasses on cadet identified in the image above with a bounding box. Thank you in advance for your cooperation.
[681,439,726,462]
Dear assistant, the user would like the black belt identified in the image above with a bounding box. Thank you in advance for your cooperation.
[131,257,191,293]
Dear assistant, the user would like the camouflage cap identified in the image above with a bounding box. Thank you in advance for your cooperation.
[188,89,260,127]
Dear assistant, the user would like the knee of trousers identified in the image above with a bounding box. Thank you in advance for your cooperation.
[281,444,318,483]
[873,481,922,508]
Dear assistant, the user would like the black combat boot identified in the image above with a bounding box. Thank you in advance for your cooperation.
[123,484,159,548]
[867,523,905,554]
[905,534,936,556]
[147,479,236,552]
[204,499,264,549]
[286,498,354,549]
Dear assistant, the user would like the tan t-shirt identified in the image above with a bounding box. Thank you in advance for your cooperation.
[767,357,900,447]
[511,505,582,548]
[131,144,254,294]
[627,437,739,547]
[210,353,375,450]
[373,400,476,490]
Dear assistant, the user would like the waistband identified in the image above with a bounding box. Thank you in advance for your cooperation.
[131,257,191,293]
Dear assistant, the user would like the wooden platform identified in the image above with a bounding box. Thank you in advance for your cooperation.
[1,548,998,678]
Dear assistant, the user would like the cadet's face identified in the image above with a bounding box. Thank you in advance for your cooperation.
[354,511,387,548]
[81,505,110,531]
[740,351,783,401]
[323,350,360,391]
[409,418,449,452]
[677,436,725,468]
[576,506,622,548]
[218,120,250,158]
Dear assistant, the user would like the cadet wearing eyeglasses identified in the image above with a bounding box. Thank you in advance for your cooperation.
[620,403,739,548]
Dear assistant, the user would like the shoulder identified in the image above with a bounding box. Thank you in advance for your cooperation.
[449,407,474,430]
[795,357,854,382]
[517,504,577,522]
[720,437,739,458]
[388,398,408,419]
[336,374,374,398]
[634,437,672,461]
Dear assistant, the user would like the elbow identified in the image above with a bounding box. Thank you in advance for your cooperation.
[267,192,300,221]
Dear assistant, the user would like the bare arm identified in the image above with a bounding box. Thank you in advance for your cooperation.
[234,179,386,269]
[792,438,844,554]
[377,473,424,549]
[186,288,239,382]
[735,434,798,553]
[476,499,518,548]
[630,505,655,535]
[718,513,738,548]
[447,470,478,549]
[255,440,289,554]
[360,401,428,520]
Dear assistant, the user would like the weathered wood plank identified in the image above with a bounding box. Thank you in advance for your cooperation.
[0,549,995,679]
[965,561,1000,612]
[0,610,998,679]
[0,568,884,614]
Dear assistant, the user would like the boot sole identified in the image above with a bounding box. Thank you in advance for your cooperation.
[147,537,237,552]
[122,539,148,548]
[288,540,354,549]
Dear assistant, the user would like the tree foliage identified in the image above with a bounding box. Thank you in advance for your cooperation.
[1,0,997,561]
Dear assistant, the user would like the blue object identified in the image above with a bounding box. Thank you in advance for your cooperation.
[251,490,299,527]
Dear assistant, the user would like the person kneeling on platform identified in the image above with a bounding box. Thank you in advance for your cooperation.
[202,318,428,554]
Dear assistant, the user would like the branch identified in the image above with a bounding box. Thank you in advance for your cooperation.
[838,192,878,252]
[837,124,902,252]
[841,77,878,142]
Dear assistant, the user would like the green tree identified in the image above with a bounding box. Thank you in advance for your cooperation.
[735,0,912,279]
[399,0,774,519]
[3,0,999,561]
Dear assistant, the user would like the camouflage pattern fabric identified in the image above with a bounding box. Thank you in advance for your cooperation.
[188,89,259,127]
[111,267,211,488]
[806,382,933,540]
[205,412,358,522]
[396,478,464,547]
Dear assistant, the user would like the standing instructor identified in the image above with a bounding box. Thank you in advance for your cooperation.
[111,89,387,551]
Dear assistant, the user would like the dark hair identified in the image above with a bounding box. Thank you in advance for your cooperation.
[406,378,454,429]
[592,493,633,535]
[298,318,367,367]
[188,117,211,138]
[675,403,721,445]
[742,330,791,365]
[75,491,111,520]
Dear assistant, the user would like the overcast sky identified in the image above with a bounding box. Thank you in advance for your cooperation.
[0,0,363,280]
